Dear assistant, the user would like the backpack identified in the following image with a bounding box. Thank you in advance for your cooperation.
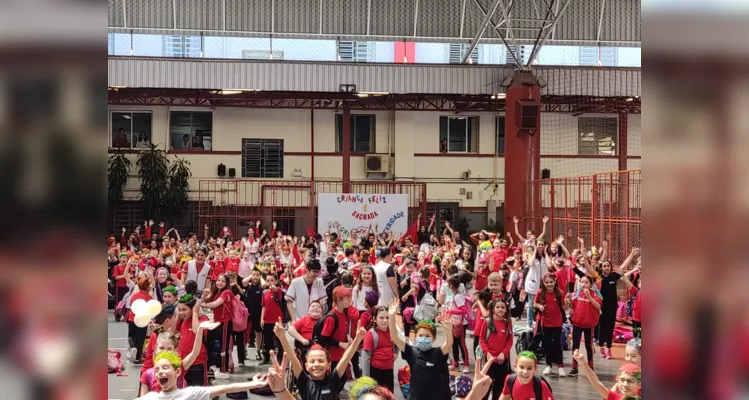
[311,311,339,346]
[413,291,438,322]
[369,328,399,356]
[227,294,248,332]
[107,349,126,376]
[613,325,634,343]
[450,375,473,397]
[464,294,477,331]
[507,374,553,399]
[271,289,291,324]
[561,323,572,351]
[397,365,411,398]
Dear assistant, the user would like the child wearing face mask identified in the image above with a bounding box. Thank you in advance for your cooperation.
[388,299,454,400]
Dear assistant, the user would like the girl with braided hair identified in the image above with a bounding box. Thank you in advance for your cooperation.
[475,300,513,400]
[176,293,211,386]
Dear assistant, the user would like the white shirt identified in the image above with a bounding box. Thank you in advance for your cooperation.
[241,237,259,265]
[136,386,212,400]
[352,285,376,310]
[439,282,466,304]
[373,260,396,307]
[286,276,327,320]
[185,260,211,293]
[524,256,544,295]
[318,241,329,260]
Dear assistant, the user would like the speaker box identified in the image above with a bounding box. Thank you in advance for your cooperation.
[228,168,236,178]
[542,168,551,179]
[516,99,540,131]
[217,163,226,177]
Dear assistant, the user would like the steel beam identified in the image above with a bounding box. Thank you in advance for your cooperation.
[596,0,607,42]
[461,0,503,64]
[526,0,574,67]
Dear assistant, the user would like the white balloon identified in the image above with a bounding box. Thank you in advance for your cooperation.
[131,299,147,315]
[146,299,163,317]
[134,313,151,328]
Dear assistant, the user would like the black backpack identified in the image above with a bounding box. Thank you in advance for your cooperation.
[311,311,339,346]
[516,329,545,361]
[506,374,553,399]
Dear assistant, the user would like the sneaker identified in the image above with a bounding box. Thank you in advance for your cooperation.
[542,366,552,375]
[568,368,579,376]
[557,367,567,377]
[462,367,471,374]
[600,347,607,358]
[448,364,456,371]
[605,348,613,360]
[214,371,230,379]
[128,348,138,363]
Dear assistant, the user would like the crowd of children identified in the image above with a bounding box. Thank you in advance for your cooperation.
[109,215,642,399]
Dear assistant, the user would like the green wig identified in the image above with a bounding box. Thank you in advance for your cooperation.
[154,350,182,370]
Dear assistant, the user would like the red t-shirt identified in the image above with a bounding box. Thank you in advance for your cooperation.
[571,292,602,328]
[211,289,234,323]
[224,258,240,274]
[292,315,317,341]
[321,307,358,361]
[501,375,554,399]
[112,264,127,288]
[476,318,513,360]
[178,315,209,366]
[475,267,490,291]
[359,310,373,330]
[606,391,623,400]
[210,260,226,281]
[629,286,641,322]
[262,288,285,324]
[491,248,509,271]
[362,328,395,370]
[141,332,158,371]
[535,289,564,328]
[553,268,569,294]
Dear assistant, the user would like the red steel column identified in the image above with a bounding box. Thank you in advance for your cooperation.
[309,110,317,230]
[342,107,352,193]
[504,71,541,234]
[618,112,628,171]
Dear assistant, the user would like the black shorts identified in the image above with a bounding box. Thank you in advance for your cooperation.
[251,315,263,333]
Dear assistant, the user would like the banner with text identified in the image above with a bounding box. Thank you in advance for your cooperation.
[317,193,409,240]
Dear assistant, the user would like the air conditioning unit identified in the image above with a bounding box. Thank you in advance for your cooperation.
[364,154,390,173]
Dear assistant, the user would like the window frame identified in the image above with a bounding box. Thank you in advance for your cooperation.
[577,116,618,156]
[168,111,214,151]
[109,110,154,150]
[335,114,376,153]
[439,115,479,153]
[241,138,285,178]
[495,116,505,154]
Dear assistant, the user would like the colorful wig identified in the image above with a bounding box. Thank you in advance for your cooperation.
[349,377,396,400]
[154,350,182,370]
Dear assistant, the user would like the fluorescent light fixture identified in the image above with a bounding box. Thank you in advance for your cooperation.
[122,114,131,119]
[360,92,389,96]
[219,89,244,95]
[491,93,506,99]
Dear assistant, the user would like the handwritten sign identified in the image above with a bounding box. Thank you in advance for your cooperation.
[318,193,408,239]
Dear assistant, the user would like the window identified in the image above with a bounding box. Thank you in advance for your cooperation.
[578,117,617,155]
[108,33,114,55]
[505,44,526,64]
[335,115,375,152]
[242,139,284,178]
[448,43,479,64]
[110,111,152,149]
[495,116,505,154]
[169,111,213,150]
[579,47,617,66]
[242,50,285,60]
[439,116,479,153]
[164,35,201,58]
[338,41,372,62]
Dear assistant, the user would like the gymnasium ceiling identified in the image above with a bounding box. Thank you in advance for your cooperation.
[109,0,641,68]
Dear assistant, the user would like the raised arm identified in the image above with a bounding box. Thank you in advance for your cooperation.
[557,236,571,257]
[387,299,406,351]
[183,321,219,370]
[273,320,303,378]
[439,312,455,356]
[573,350,610,398]
[210,374,269,397]
[539,216,548,240]
[513,216,525,243]
[335,327,366,378]
[619,247,640,272]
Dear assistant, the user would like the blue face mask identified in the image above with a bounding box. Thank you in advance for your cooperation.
[415,336,433,350]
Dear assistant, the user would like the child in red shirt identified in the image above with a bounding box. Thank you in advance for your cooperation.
[199,274,234,374]
[568,275,601,376]
[500,351,555,400]
[475,300,513,400]
[533,273,568,376]
[260,274,285,364]
[622,269,641,338]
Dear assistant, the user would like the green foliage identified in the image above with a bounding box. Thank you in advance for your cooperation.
[166,156,191,217]
[136,144,169,219]
[108,150,132,202]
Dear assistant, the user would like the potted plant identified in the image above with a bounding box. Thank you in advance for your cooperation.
[166,156,191,221]
[136,144,169,220]
[108,149,132,202]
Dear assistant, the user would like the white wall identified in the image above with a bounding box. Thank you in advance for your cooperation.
[109,106,641,208]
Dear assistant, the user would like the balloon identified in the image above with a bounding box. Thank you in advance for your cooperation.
[134,313,151,328]
[145,299,162,317]
[131,299,147,315]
